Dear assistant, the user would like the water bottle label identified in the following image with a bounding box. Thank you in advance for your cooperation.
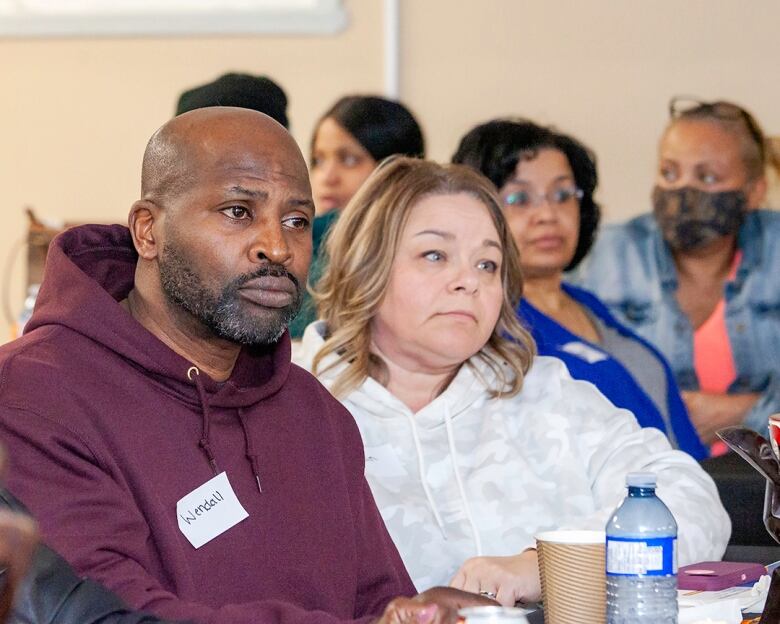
[606,536,677,576]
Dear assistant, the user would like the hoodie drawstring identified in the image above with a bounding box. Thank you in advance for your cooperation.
[237,408,263,493]
[188,366,219,476]
[187,366,264,494]
[443,403,483,556]
[404,412,448,540]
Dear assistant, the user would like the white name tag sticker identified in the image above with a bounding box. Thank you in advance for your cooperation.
[561,341,608,364]
[177,472,248,549]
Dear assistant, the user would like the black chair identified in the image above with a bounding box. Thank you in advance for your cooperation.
[702,452,780,564]
[0,489,180,624]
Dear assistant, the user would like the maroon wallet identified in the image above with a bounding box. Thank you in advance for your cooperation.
[678,561,767,591]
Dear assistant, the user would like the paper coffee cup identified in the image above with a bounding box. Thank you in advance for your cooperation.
[535,530,605,624]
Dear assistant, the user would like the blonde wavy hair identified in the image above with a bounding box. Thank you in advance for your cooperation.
[312,157,536,399]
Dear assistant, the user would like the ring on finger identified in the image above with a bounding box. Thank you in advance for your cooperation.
[479,590,497,599]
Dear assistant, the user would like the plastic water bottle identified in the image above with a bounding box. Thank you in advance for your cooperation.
[606,472,678,623]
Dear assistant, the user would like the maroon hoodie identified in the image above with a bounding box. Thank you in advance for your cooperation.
[0,225,415,623]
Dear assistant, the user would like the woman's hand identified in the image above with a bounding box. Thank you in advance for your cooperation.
[449,549,541,606]
[682,391,760,443]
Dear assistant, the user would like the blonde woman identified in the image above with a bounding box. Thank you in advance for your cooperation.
[294,158,729,605]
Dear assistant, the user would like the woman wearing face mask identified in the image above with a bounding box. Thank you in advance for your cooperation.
[294,157,729,604]
[452,119,706,459]
[574,98,780,442]
[288,95,425,339]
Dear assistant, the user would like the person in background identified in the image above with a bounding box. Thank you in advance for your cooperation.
[309,96,424,216]
[289,96,425,339]
[573,97,780,443]
[452,119,705,459]
[294,157,730,605]
[763,137,780,209]
[176,72,289,129]
[0,107,483,624]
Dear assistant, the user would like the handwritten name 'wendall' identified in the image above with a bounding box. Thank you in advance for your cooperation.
[179,490,225,525]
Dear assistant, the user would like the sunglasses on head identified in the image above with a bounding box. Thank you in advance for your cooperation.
[668,96,766,159]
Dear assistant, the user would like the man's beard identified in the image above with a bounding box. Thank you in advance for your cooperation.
[158,242,302,346]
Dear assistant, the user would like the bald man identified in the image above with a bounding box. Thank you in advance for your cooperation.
[0,109,484,624]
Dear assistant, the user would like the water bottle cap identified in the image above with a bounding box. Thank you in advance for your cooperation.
[626,472,656,487]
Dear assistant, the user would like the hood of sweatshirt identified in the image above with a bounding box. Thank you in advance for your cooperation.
[28,224,292,410]
[296,320,506,429]
[296,320,519,561]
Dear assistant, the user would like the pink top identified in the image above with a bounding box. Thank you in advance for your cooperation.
[693,251,742,393]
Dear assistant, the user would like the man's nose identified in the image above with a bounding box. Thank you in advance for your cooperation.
[248,219,292,266]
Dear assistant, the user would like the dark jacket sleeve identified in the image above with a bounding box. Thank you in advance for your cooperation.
[11,543,179,624]
[0,490,180,624]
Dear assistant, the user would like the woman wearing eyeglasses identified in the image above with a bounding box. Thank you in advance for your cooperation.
[453,119,706,459]
[574,98,780,444]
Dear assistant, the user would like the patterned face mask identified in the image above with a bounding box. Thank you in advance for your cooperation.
[652,186,747,252]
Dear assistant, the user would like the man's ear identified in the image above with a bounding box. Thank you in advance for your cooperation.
[128,200,161,260]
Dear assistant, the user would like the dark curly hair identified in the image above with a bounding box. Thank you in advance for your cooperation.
[451,118,600,271]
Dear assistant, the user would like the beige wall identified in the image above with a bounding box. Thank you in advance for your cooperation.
[0,0,778,333]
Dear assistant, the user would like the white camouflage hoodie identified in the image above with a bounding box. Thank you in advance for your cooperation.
[295,321,730,590]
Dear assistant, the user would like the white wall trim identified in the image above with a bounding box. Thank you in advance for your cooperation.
[0,0,348,37]
[382,0,400,99]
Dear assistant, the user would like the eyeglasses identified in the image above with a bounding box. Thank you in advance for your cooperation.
[503,186,583,209]
[668,96,766,159]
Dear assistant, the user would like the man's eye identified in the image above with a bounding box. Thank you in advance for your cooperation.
[504,191,531,207]
[423,250,444,262]
[660,167,676,182]
[221,206,250,220]
[700,172,719,185]
[477,259,499,273]
[283,216,310,230]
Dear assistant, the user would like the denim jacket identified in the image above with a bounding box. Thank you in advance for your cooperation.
[571,209,780,433]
